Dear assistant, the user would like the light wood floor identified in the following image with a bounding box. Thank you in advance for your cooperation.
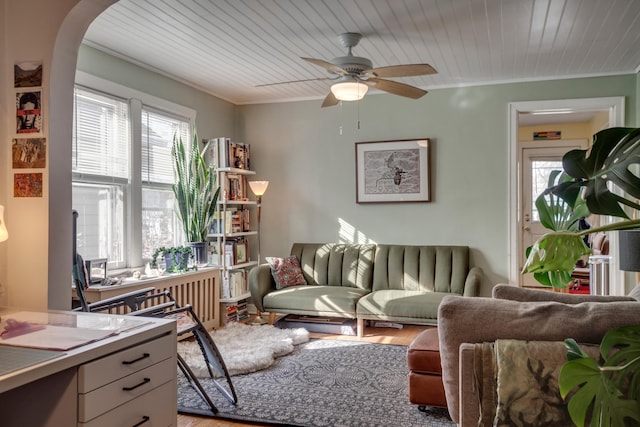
[177,323,431,427]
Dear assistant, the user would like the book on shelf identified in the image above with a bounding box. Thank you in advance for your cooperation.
[223,173,248,201]
[207,137,250,170]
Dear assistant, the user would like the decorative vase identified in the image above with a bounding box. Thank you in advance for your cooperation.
[187,241,209,267]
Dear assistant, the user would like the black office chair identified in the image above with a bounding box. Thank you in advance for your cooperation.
[78,286,237,414]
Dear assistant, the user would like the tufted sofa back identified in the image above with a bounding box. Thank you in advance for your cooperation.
[290,243,376,291]
[372,245,470,294]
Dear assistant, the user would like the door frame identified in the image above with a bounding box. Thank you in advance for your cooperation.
[519,141,588,287]
[507,97,626,293]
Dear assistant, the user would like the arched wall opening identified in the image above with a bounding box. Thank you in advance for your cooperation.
[48,0,117,308]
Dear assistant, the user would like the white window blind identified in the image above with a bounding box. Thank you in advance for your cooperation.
[142,108,190,184]
[73,87,129,178]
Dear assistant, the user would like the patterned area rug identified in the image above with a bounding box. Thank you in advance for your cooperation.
[178,338,454,427]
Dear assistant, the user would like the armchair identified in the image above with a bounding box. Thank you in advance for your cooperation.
[437,284,640,426]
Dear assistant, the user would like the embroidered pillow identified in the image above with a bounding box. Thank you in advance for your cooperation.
[266,256,307,289]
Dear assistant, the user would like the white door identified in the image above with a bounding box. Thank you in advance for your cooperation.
[520,141,588,286]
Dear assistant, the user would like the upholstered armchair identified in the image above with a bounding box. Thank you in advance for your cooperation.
[437,284,640,426]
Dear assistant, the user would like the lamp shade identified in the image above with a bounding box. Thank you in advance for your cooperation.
[0,205,7,242]
[618,230,640,271]
[330,81,368,101]
[248,180,269,197]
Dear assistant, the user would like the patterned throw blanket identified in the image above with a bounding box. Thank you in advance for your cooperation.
[474,339,599,426]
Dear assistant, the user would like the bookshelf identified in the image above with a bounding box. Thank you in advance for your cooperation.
[206,137,258,324]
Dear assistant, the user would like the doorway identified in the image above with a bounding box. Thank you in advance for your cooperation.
[508,97,626,293]
[519,142,588,287]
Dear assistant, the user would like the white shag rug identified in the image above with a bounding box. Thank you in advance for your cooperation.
[178,322,309,377]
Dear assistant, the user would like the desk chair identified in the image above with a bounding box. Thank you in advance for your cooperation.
[78,286,237,414]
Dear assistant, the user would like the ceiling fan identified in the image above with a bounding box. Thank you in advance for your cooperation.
[259,32,437,107]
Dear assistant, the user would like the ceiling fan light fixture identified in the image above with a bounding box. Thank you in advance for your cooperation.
[330,80,368,101]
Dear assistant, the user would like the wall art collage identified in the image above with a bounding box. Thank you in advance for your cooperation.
[12,62,45,198]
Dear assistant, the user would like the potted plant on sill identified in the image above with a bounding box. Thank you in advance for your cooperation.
[172,129,220,267]
[521,127,640,426]
[151,245,193,274]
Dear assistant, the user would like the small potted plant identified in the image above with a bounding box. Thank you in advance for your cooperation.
[151,246,193,274]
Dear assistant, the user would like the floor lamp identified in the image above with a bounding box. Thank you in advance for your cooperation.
[248,181,269,325]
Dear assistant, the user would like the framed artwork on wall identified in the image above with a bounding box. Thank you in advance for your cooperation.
[355,138,431,203]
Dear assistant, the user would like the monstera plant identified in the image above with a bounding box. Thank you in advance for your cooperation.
[522,127,640,289]
[559,325,640,427]
[521,127,640,427]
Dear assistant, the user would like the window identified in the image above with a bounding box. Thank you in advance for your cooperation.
[72,83,192,270]
[72,87,128,268]
[141,108,190,259]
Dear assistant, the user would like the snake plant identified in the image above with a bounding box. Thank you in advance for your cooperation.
[172,130,220,242]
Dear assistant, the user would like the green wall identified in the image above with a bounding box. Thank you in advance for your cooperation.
[239,75,637,295]
[76,45,236,139]
[76,45,638,295]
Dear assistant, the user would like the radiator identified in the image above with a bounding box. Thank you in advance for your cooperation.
[79,268,221,330]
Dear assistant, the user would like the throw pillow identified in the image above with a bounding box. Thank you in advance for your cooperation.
[266,256,307,289]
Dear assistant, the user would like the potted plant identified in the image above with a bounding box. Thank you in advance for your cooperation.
[151,246,193,274]
[172,130,220,267]
[522,127,640,426]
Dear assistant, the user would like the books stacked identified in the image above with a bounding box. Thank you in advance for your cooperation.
[220,299,249,324]
[206,137,250,170]
[209,209,250,234]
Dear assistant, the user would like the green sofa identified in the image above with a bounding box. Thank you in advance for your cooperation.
[249,243,482,336]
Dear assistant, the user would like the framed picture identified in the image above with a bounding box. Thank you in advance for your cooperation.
[235,242,248,263]
[355,138,431,203]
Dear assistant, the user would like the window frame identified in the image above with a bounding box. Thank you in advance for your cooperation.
[74,71,196,272]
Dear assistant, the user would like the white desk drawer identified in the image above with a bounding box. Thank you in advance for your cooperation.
[78,379,177,427]
[79,333,175,393]
[79,357,175,422]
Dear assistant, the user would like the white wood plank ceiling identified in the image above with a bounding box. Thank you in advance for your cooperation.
[83,0,640,105]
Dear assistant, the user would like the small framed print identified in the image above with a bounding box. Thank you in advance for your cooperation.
[235,242,248,263]
[355,138,431,203]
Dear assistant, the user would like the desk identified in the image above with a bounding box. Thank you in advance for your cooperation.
[0,308,177,427]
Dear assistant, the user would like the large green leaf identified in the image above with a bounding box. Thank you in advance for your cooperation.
[522,232,590,288]
[554,128,640,218]
[537,170,590,232]
[600,325,640,401]
[560,329,640,427]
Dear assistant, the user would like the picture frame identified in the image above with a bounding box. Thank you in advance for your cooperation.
[355,138,431,203]
[235,242,248,264]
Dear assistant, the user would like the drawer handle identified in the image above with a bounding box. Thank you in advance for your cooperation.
[122,377,151,391]
[122,352,150,365]
[132,416,150,427]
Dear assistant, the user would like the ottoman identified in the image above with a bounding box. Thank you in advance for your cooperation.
[407,327,447,410]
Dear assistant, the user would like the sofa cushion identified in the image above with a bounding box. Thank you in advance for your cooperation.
[492,283,637,303]
[263,285,369,318]
[290,243,375,290]
[266,256,307,289]
[372,245,469,294]
[357,290,448,324]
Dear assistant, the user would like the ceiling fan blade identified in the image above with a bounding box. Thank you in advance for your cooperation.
[302,57,348,75]
[366,78,427,99]
[321,91,340,108]
[365,64,437,78]
[256,77,331,88]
